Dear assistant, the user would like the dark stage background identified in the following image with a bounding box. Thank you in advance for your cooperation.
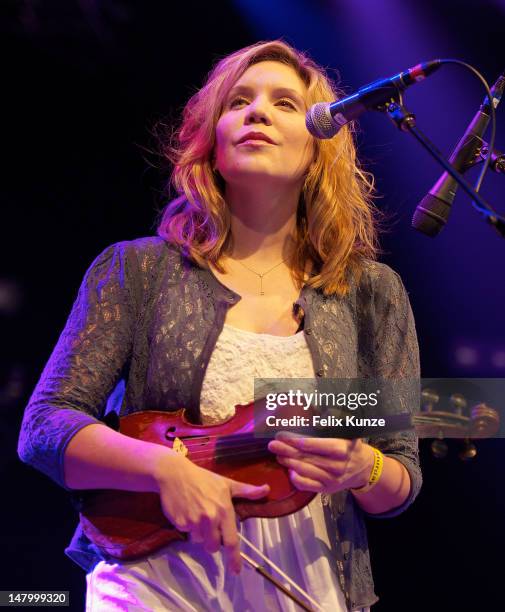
[2,1,505,610]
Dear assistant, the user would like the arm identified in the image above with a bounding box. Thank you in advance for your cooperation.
[63,422,179,491]
[354,264,422,517]
[17,241,140,490]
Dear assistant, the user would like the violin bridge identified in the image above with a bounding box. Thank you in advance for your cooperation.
[172,437,189,457]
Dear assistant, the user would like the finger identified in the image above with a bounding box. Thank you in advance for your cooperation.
[172,518,190,532]
[220,509,241,575]
[273,431,306,446]
[201,517,222,554]
[229,479,270,500]
[189,528,204,544]
[270,441,348,477]
[270,439,338,464]
[288,468,324,492]
[275,433,351,458]
[270,437,335,460]
[268,439,303,457]
[277,456,332,484]
[282,452,347,476]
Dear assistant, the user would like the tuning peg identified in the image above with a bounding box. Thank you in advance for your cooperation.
[450,393,467,416]
[458,438,477,461]
[421,388,439,412]
[431,438,448,459]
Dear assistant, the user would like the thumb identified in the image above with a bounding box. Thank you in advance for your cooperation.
[228,478,270,500]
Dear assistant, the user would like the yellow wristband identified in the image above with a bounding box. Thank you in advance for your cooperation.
[351,447,384,494]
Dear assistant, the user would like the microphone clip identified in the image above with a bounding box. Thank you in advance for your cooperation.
[382,96,417,133]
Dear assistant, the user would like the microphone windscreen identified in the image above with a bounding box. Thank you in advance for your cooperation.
[412,193,453,237]
[305,103,339,139]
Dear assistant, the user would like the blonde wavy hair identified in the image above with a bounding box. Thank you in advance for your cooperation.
[157,40,380,296]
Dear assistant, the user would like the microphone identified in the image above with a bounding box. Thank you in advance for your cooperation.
[412,71,505,237]
[306,60,443,139]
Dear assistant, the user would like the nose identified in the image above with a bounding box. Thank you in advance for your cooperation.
[244,96,272,126]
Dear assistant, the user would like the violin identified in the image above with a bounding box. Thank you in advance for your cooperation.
[78,400,315,560]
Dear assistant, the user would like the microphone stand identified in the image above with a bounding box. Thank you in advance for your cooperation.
[380,96,505,238]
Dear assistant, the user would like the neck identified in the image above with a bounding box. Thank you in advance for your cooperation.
[224,179,303,265]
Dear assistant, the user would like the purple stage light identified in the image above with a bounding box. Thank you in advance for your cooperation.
[455,346,479,366]
[491,350,505,368]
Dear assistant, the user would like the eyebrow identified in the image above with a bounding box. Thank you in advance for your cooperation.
[226,85,307,109]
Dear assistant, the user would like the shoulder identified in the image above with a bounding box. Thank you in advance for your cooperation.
[85,236,183,284]
[355,260,409,301]
[308,260,406,307]
[349,260,414,323]
[127,236,179,260]
[97,236,182,270]
[89,236,170,259]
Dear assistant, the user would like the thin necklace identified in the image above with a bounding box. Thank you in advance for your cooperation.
[236,258,287,295]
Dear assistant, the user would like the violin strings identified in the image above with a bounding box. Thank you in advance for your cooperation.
[165,429,271,443]
[187,446,271,465]
[182,438,282,464]
[184,437,268,455]
[161,434,281,466]
[166,433,272,458]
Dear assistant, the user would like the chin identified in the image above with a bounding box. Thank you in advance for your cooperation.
[222,166,279,184]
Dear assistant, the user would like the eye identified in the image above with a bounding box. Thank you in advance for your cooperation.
[229,96,249,109]
[277,98,298,110]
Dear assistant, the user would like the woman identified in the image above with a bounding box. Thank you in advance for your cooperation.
[17,40,421,611]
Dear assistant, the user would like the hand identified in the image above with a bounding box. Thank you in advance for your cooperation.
[267,432,375,494]
[152,452,270,575]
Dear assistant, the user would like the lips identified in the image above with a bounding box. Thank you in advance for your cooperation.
[236,131,275,145]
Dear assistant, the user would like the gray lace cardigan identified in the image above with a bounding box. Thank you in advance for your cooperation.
[17,236,422,612]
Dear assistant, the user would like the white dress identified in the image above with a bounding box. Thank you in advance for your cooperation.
[85,324,368,611]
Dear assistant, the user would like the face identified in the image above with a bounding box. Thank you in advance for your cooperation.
[214,61,314,189]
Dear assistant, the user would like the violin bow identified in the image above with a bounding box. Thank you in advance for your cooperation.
[238,532,324,612]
